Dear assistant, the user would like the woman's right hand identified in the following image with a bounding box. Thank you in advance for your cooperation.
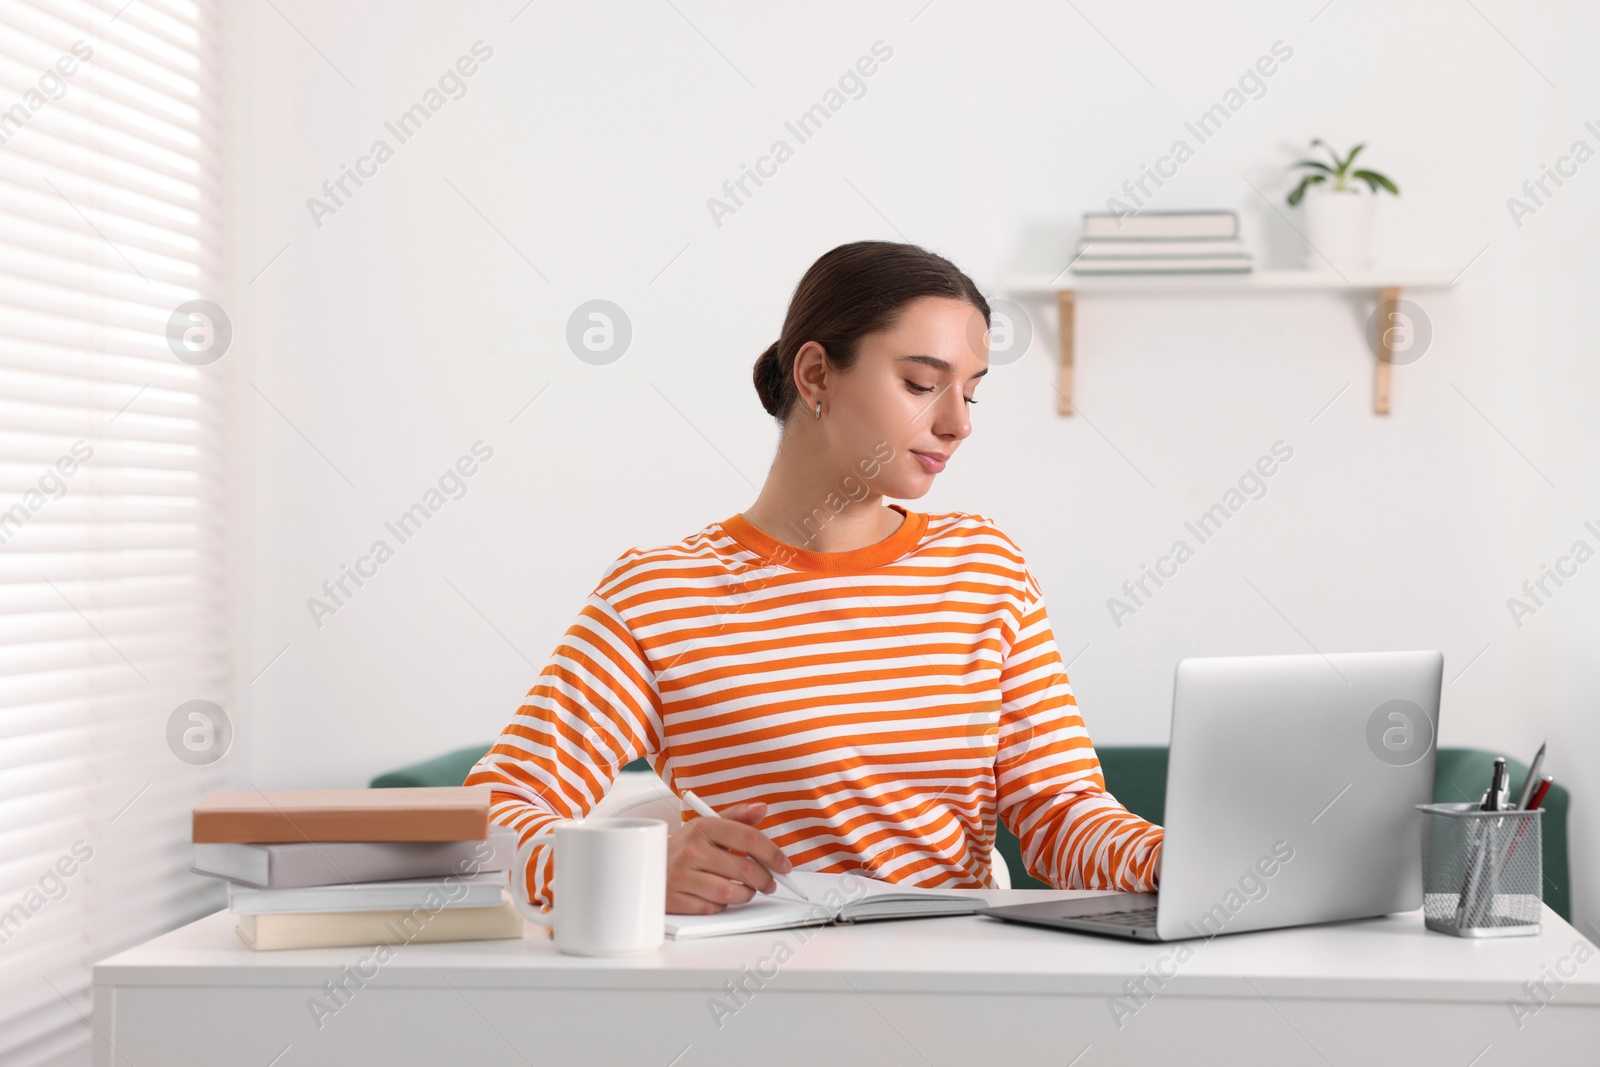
[666,800,794,914]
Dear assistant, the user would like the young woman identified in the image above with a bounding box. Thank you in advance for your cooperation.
[466,240,1163,915]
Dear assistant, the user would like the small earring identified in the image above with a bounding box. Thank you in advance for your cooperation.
[814,401,822,419]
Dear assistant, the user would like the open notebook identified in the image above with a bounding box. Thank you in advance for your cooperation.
[664,870,985,940]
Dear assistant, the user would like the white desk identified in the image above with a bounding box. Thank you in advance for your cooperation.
[94,889,1599,1066]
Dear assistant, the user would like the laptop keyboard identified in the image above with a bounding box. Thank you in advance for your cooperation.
[1080,905,1158,927]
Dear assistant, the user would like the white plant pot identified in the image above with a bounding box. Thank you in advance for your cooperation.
[1300,187,1375,271]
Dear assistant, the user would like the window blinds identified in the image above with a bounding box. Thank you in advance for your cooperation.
[0,1,231,1063]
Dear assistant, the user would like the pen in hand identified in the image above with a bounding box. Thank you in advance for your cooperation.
[681,790,811,902]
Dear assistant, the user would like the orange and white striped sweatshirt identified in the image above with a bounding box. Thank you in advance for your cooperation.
[465,504,1164,909]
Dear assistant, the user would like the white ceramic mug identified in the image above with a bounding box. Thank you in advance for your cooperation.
[511,818,667,956]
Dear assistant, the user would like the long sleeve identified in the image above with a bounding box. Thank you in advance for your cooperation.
[462,588,664,911]
[994,565,1163,892]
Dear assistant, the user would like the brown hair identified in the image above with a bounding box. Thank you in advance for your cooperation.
[752,240,990,422]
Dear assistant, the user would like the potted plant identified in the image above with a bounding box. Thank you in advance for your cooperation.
[1286,140,1399,271]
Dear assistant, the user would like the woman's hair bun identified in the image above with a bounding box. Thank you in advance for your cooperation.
[753,241,989,423]
[752,340,783,417]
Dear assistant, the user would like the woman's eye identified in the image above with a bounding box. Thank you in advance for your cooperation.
[906,381,978,406]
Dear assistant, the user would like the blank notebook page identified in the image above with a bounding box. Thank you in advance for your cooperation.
[663,871,980,939]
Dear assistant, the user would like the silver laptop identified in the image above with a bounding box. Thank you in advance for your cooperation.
[981,650,1443,941]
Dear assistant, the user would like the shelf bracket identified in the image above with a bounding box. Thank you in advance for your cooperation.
[1373,285,1401,415]
[1042,279,1426,417]
[1056,290,1075,416]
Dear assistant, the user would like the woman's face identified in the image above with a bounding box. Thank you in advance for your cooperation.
[815,294,989,500]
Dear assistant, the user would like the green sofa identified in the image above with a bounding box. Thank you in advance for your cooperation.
[373,743,1573,921]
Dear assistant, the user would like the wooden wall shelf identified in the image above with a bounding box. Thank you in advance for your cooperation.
[1004,269,1459,415]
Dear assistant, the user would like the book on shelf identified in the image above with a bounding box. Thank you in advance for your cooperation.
[664,871,983,940]
[227,871,510,915]
[192,826,519,888]
[235,897,524,951]
[1081,210,1238,240]
[192,786,493,844]
[1077,238,1248,258]
[1072,256,1254,275]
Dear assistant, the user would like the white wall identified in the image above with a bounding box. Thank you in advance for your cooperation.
[232,0,1600,930]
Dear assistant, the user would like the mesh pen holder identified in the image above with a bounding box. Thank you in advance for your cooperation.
[1418,802,1542,937]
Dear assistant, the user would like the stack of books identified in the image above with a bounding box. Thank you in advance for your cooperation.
[191,785,524,951]
[1071,210,1253,275]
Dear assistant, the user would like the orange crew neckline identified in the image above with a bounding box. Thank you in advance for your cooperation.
[720,504,928,573]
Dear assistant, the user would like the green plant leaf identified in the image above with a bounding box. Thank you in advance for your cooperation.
[1343,142,1367,176]
[1310,138,1343,171]
[1290,159,1334,174]
[1287,173,1325,206]
[1352,169,1399,195]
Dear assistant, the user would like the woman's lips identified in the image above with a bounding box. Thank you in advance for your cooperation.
[912,451,947,473]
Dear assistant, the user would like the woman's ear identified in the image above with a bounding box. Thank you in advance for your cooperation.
[792,341,829,411]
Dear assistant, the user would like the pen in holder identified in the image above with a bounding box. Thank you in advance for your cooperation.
[1417,802,1542,937]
